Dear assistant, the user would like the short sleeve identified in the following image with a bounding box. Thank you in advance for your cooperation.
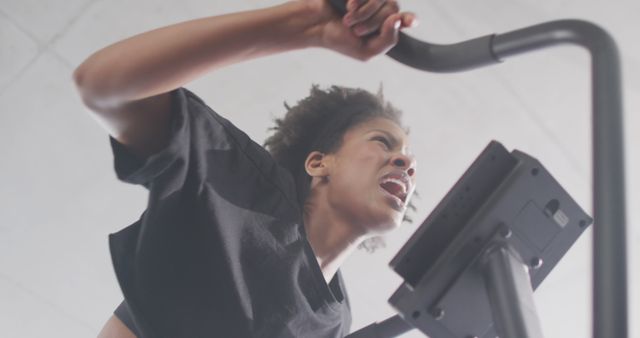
[108,88,188,187]
[108,87,298,207]
[107,88,310,338]
[114,300,140,337]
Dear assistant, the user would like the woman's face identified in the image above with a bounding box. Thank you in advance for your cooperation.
[323,117,417,234]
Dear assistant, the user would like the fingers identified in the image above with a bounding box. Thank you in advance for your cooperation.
[362,12,402,55]
[334,0,417,61]
[342,0,417,37]
[362,12,416,56]
[399,12,418,29]
[343,0,388,28]
[349,1,399,36]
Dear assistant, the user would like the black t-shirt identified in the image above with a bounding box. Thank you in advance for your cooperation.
[108,88,351,338]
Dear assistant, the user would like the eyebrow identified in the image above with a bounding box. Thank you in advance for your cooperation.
[369,129,412,155]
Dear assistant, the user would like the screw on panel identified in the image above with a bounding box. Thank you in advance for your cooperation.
[499,226,512,239]
[430,307,445,320]
[530,257,543,269]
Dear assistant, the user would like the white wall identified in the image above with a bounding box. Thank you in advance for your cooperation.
[1,0,637,337]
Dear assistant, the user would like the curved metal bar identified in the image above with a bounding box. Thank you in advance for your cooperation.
[327,1,627,337]
[493,20,627,338]
[386,33,500,72]
[328,0,501,72]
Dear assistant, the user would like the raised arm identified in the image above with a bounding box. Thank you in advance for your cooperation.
[77,2,415,336]
[73,0,414,159]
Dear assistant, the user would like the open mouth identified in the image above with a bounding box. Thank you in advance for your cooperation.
[379,178,408,204]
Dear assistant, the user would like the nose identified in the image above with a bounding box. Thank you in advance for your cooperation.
[391,153,416,177]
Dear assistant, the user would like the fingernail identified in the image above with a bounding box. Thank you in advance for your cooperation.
[346,0,355,11]
[410,18,420,28]
[394,20,401,30]
[343,14,353,26]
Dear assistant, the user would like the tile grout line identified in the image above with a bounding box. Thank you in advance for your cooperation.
[0,0,104,98]
[0,9,44,99]
[0,271,96,332]
[47,0,106,50]
[0,7,45,45]
[45,0,108,78]
[0,55,42,99]
[51,50,75,70]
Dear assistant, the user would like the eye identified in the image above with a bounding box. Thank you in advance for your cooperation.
[373,136,392,149]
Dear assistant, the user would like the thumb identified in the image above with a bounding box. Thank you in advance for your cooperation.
[364,13,402,56]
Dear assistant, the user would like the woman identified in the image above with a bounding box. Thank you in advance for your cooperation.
[73,1,418,337]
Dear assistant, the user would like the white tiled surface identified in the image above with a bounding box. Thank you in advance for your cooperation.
[1,0,96,43]
[0,276,94,338]
[0,13,38,93]
[0,0,637,337]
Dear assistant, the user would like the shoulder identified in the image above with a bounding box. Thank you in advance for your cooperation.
[97,314,137,338]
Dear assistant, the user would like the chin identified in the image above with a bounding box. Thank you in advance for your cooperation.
[365,210,404,234]
[344,197,406,234]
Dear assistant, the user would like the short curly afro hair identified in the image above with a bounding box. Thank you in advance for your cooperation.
[264,85,417,252]
[264,84,408,209]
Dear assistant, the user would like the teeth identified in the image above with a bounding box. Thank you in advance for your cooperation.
[381,178,407,194]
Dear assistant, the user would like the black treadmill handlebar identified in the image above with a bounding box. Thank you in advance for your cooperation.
[328,0,500,72]
[328,0,620,73]
[327,1,627,338]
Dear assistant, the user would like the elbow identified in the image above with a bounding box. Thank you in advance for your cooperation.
[72,60,96,97]
[72,64,85,89]
[72,63,98,110]
[72,62,111,111]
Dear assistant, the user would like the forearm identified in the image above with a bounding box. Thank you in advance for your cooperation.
[73,1,319,108]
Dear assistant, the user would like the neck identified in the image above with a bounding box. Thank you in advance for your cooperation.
[303,195,367,284]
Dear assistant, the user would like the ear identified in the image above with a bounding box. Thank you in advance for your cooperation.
[304,151,331,178]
